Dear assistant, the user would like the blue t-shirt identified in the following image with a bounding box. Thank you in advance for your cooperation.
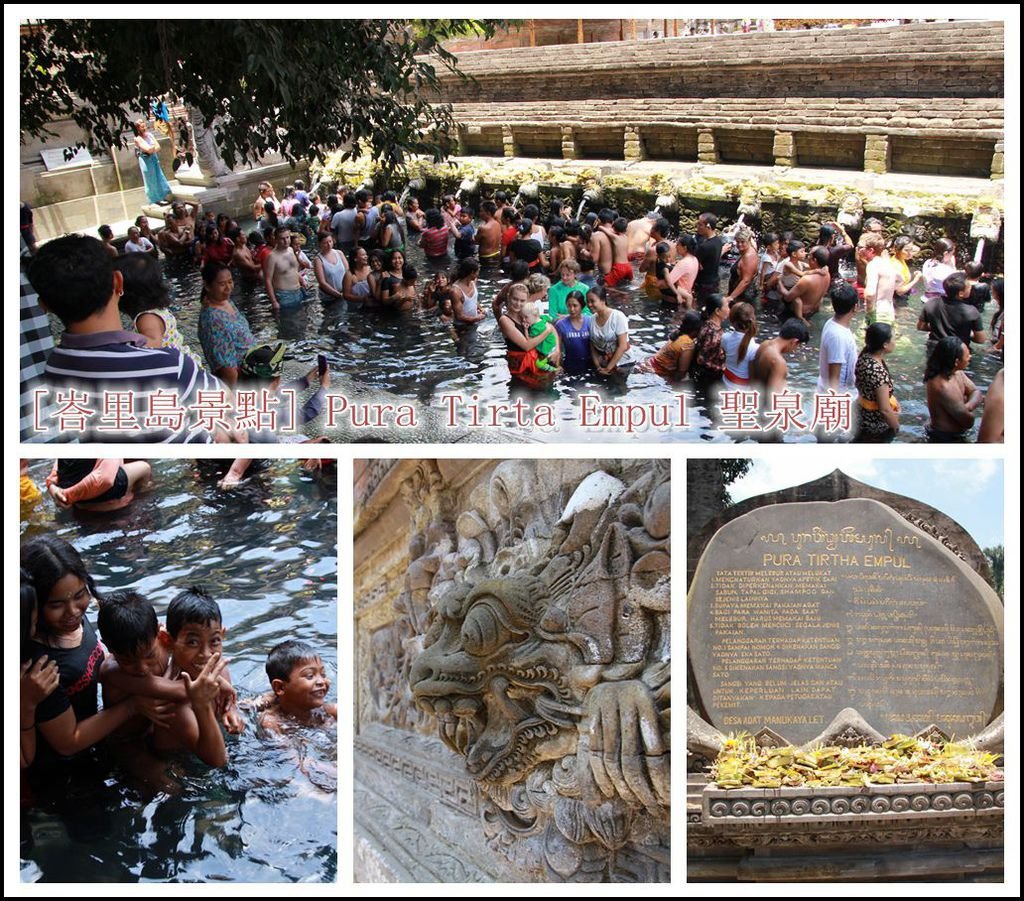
[454,223,476,259]
[555,315,593,375]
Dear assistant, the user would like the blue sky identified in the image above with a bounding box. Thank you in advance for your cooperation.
[727,458,1004,549]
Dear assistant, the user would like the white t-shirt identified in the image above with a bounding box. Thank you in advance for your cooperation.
[721,330,759,386]
[817,317,859,398]
[125,236,154,254]
[590,308,630,356]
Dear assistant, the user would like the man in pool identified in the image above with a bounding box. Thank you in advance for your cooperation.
[260,640,336,732]
[779,246,831,325]
[475,200,502,266]
[97,589,233,767]
[750,317,811,393]
[263,226,304,312]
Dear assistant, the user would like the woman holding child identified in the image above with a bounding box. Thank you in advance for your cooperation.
[498,283,560,385]
[20,536,166,772]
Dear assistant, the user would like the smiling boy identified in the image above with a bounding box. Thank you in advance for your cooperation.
[260,640,336,732]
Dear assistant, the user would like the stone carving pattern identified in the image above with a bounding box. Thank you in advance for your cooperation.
[689,823,1003,850]
[404,461,671,882]
[705,785,1003,821]
[900,513,968,562]
[360,459,398,509]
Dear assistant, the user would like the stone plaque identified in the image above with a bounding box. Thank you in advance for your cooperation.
[688,499,1002,745]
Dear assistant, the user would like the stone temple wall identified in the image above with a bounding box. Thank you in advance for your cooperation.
[353,459,671,882]
[430,20,1004,179]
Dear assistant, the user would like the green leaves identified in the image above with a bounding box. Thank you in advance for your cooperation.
[21,19,499,171]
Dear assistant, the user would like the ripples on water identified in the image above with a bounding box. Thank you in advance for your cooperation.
[20,459,337,883]
[157,236,1000,442]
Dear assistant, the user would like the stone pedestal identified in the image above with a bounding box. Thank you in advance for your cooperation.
[560,125,578,160]
[698,128,719,164]
[773,130,795,167]
[501,124,518,158]
[991,141,1004,178]
[864,133,891,174]
[624,125,645,162]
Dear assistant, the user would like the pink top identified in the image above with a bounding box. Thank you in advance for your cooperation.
[668,255,699,293]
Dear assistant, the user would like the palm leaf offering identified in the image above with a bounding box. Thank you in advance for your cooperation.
[711,733,1002,790]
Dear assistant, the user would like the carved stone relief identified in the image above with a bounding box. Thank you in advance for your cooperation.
[355,459,670,882]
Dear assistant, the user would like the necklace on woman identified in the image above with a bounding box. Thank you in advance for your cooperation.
[43,626,83,649]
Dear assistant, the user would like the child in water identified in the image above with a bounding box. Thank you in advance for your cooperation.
[521,301,561,371]
[46,459,152,513]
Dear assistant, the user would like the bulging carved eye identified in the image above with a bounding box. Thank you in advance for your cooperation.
[461,602,506,656]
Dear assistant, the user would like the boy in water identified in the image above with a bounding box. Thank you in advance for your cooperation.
[98,589,234,767]
[260,640,336,732]
[521,301,561,371]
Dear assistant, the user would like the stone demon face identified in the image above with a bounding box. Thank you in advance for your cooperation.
[410,578,580,787]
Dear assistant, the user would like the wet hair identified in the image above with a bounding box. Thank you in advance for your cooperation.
[342,193,357,209]
[368,249,386,270]
[734,226,752,244]
[354,189,371,205]
[559,259,581,274]
[402,263,418,282]
[931,238,955,260]
[518,218,534,235]
[779,318,811,343]
[655,241,670,256]
[588,283,610,307]
[864,217,884,232]
[943,271,968,301]
[829,282,858,316]
[318,231,334,246]
[963,261,984,279]
[565,289,586,310]
[862,321,893,355]
[508,283,529,302]
[425,208,444,229]
[991,277,1003,303]
[481,200,497,215]
[652,217,672,238]
[810,247,830,268]
[597,209,616,225]
[294,179,305,191]
[200,261,231,300]
[698,212,718,230]
[584,212,598,227]
[97,589,159,657]
[786,240,805,256]
[892,235,915,254]
[861,233,885,254]
[671,309,703,342]
[248,230,265,247]
[115,253,172,317]
[273,225,292,239]
[28,234,115,325]
[266,640,320,684]
[701,293,726,321]
[564,222,581,238]
[494,190,508,203]
[166,585,222,637]
[20,536,100,637]
[523,203,540,222]
[729,301,758,360]
[924,335,966,382]
[509,260,530,282]
[762,231,780,248]
[458,207,475,220]
[676,233,697,253]
[548,225,565,244]
[454,257,480,281]
[386,249,405,269]
[817,224,838,245]
[21,569,36,661]
[613,217,628,234]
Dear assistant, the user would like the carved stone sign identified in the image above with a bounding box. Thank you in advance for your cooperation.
[688,499,1002,745]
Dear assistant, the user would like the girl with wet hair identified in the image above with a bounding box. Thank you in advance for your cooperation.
[721,301,759,389]
[690,294,730,389]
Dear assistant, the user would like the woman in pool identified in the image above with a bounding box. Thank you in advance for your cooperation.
[854,321,900,443]
[921,238,957,302]
[636,309,702,382]
[198,261,254,388]
[554,290,593,375]
[20,536,164,771]
[313,232,347,304]
[721,301,759,390]
[498,283,560,385]
[588,285,632,376]
[342,246,374,305]
[690,293,730,391]
[132,119,172,205]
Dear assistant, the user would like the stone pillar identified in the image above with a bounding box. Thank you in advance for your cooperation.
[501,124,518,158]
[864,133,891,174]
[561,126,578,160]
[773,131,795,167]
[454,127,466,157]
[697,127,719,164]
[991,141,1004,179]
[624,125,645,162]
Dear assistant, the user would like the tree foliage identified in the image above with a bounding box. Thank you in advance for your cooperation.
[20,19,499,170]
[983,545,1003,599]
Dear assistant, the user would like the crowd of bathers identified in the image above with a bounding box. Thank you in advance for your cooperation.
[21,178,1005,443]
